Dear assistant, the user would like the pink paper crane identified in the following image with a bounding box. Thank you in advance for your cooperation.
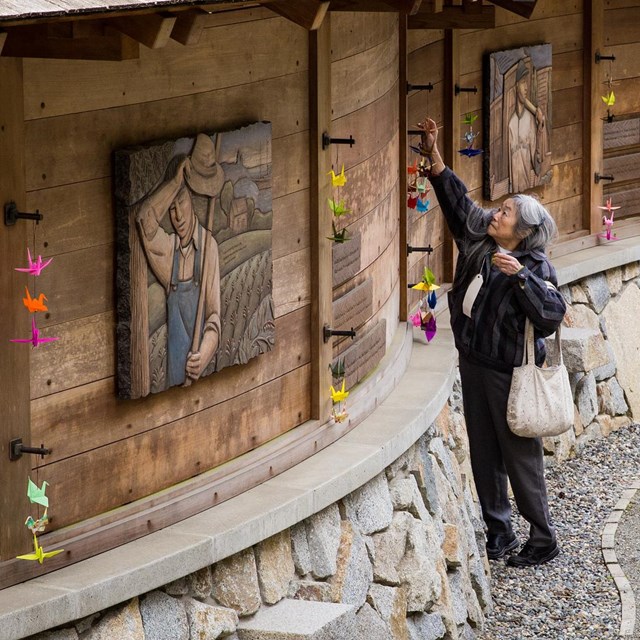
[15,248,53,276]
[11,317,59,347]
[597,198,621,241]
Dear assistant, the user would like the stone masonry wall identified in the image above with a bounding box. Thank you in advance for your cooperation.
[544,261,639,464]
[28,379,492,640]
[27,262,640,640]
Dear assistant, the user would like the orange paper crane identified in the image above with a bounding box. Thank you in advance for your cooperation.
[23,286,48,313]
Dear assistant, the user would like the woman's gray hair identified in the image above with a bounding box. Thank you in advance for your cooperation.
[511,194,558,251]
[453,194,557,292]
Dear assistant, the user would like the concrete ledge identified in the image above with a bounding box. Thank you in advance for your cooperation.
[0,322,457,640]
[553,236,640,286]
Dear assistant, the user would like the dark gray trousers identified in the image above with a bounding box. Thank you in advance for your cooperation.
[459,354,556,547]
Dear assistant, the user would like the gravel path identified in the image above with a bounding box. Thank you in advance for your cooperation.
[615,485,640,640]
[478,423,640,640]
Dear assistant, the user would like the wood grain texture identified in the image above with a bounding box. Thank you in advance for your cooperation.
[23,16,306,120]
[32,306,310,460]
[37,365,311,530]
[0,58,31,561]
[25,73,309,191]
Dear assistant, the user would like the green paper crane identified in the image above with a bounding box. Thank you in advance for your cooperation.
[27,478,49,508]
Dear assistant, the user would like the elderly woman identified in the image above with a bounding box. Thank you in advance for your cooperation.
[419,117,567,567]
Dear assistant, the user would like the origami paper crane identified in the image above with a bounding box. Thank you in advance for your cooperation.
[11,317,59,347]
[16,534,64,564]
[328,198,351,217]
[25,513,49,535]
[411,267,440,292]
[327,221,349,244]
[458,146,483,157]
[330,379,349,424]
[411,305,437,342]
[27,478,50,508]
[416,177,430,195]
[23,286,48,313]
[416,198,430,214]
[328,165,347,187]
[407,193,419,210]
[427,290,437,310]
[422,312,437,342]
[598,198,621,241]
[15,248,53,276]
[407,158,419,175]
[602,91,616,107]
[329,358,346,379]
[330,378,349,404]
[462,112,478,126]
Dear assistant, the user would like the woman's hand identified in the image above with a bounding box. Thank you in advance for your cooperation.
[492,252,524,276]
[417,117,439,155]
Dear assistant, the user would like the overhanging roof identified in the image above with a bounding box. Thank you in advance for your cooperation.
[0,0,539,60]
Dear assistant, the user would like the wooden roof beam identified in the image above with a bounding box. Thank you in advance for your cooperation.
[268,1,329,30]
[0,24,139,60]
[487,0,538,18]
[409,2,495,28]
[170,9,208,45]
[0,32,6,54]
[108,12,176,49]
[329,0,419,11]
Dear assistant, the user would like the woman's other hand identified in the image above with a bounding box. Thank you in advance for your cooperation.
[492,252,524,276]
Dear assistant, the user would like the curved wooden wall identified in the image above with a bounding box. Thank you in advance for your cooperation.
[329,13,401,371]
[14,9,402,547]
[23,8,313,531]
[406,0,588,316]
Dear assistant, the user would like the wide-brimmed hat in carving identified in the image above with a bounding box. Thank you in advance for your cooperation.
[186,133,224,197]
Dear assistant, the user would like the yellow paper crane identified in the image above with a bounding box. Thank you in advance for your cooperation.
[17,534,64,565]
[602,91,615,107]
[330,378,349,404]
[328,164,347,188]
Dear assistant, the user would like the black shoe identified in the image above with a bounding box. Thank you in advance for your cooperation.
[506,542,560,567]
[486,533,519,560]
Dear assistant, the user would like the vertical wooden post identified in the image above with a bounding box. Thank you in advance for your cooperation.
[583,0,604,234]
[309,16,333,421]
[399,15,408,321]
[0,58,31,560]
[442,28,459,282]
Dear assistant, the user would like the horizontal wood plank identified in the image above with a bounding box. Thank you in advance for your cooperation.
[25,73,309,191]
[331,11,397,61]
[37,365,311,530]
[23,16,307,120]
[331,31,399,120]
[32,305,310,454]
[459,13,582,76]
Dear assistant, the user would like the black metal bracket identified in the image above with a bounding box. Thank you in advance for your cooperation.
[594,173,615,184]
[455,84,478,96]
[322,132,356,150]
[407,244,433,256]
[595,50,616,64]
[5,202,43,226]
[407,129,426,136]
[323,324,356,343]
[407,82,434,93]
[9,438,51,461]
[602,110,616,124]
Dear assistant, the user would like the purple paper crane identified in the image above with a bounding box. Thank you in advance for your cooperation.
[11,317,59,347]
[15,248,53,276]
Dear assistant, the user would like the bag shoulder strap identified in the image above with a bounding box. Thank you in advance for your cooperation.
[521,280,563,367]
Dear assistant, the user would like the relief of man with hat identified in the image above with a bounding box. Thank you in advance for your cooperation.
[136,133,223,388]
